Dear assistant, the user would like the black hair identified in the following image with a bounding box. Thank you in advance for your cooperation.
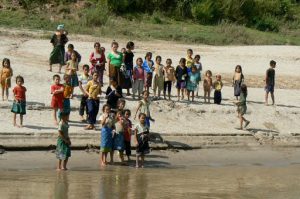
[270,60,276,66]
[67,44,74,49]
[63,74,70,80]
[111,40,119,47]
[205,70,212,76]
[235,65,242,73]
[166,58,172,64]
[142,90,149,95]
[179,58,186,64]
[53,74,60,80]
[16,75,24,84]
[102,104,111,112]
[194,55,200,59]
[139,113,147,119]
[126,41,134,49]
[145,52,152,59]
[187,49,193,53]
[156,55,162,61]
[94,42,100,48]
[2,58,10,68]
[136,57,143,63]
[82,64,90,70]
[124,109,131,116]
[118,99,126,106]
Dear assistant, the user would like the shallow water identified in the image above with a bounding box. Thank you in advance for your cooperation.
[1,149,300,199]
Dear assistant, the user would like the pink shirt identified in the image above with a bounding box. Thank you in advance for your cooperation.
[133,67,145,80]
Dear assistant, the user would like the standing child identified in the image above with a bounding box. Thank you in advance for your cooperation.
[134,91,154,128]
[142,52,154,94]
[194,55,202,97]
[265,60,276,106]
[175,58,188,101]
[186,49,194,74]
[203,70,213,103]
[213,74,223,105]
[78,64,92,122]
[134,113,150,168]
[123,41,135,96]
[132,58,145,100]
[66,52,79,94]
[65,44,81,64]
[152,56,164,99]
[56,112,71,170]
[0,58,13,101]
[111,111,126,164]
[51,75,64,125]
[61,74,73,121]
[232,65,244,100]
[11,76,26,127]
[106,78,123,113]
[123,109,132,161]
[117,99,126,114]
[234,84,250,130]
[99,104,114,166]
[163,59,175,100]
[186,65,200,102]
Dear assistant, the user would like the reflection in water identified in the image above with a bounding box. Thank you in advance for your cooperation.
[54,172,69,199]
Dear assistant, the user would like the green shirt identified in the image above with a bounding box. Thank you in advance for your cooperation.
[239,92,247,106]
[58,121,69,139]
[107,52,123,68]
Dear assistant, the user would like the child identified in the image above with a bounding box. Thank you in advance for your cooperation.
[123,41,135,96]
[123,109,132,161]
[132,58,145,100]
[152,56,164,99]
[0,58,13,101]
[186,65,200,102]
[163,58,175,100]
[194,55,202,97]
[106,78,123,112]
[134,91,154,128]
[78,64,92,122]
[213,74,223,104]
[51,75,64,125]
[265,60,276,106]
[65,44,81,64]
[56,112,71,170]
[11,76,26,127]
[203,70,213,103]
[66,52,79,91]
[186,49,194,74]
[85,72,101,130]
[142,52,154,93]
[175,58,188,101]
[61,74,73,121]
[234,84,250,130]
[134,113,150,168]
[117,99,126,114]
[99,104,114,166]
[111,111,126,164]
[232,65,244,100]
[89,42,106,87]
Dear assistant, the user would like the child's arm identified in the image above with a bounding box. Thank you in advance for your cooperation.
[59,130,71,145]
[100,114,108,126]
[53,86,64,95]
[134,101,142,120]
[134,128,138,146]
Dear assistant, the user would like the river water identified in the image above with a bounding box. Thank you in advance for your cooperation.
[1,148,300,199]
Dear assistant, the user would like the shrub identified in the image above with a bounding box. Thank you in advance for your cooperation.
[83,2,109,26]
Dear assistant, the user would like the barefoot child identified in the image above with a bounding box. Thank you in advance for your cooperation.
[11,76,26,127]
[132,58,145,100]
[66,52,79,95]
[175,58,188,101]
[134,91,154,128]
[203,70,213,103]
[123,41,135,96]
[265,60,276,105]
[123,109,132,161]
[232,65,244,100]
[134,113,150,168]
[142,52,154,94]
[152,56,164,99]
[234,84,250,130]
[186,49,194,74]
[194,55,202,97]
[163,59,175,100]
[111,111,126,164]
[117,99,126,114]
[100,104,114,166]
[78,64,92,122]
[56,112,71,170]
[65,44,81,64]
[0,58,13,101]
[187,65,200,102]
[51,75,64,125]
[61,74,73,121]
[213,74,223,105]
[106,78,123,113]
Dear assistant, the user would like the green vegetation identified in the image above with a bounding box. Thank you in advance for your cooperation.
[0,0,299,45]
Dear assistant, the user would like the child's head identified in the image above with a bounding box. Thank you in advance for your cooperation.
[216,74,221,81]
[71,52,77,61]
[102,104,111,114]
[121,48,126,54]
[101,47,105,53]
[16,75,24,86]
[205,70,212,77]
[2,58,10,68]
[60,112,69,122]
[115,110,123,120]
[53,74,61,84]
[187,49,193,57]
[155,56,162,64]
[191,65,197,73]
[235,65,242,73]
[92,72,99,81]
[194,55,200,62]
[145,52,152,60]
[124,109,131,119]
[67,44,74,52]
[270,60,276,68]
[142,90,149,99]
[179,58,186,67]
[111,41,119,52]
[136,57,143,66]
[82,64,90,75]
[63,74,71,83]
[110,78,118,87]
[94,42,101,51]
[241,84,248,96]
[118,99,126,110]
[139,113,147,124]
[166,58,172,66]
[126,41,134,50]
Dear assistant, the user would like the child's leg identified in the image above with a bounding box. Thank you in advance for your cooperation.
[187,91,190,101]
[265,92,269,105]
[119,150,124,162]
[49,64,52,72]
[168,82,172,100]
[191,91,194,101]
[239,115,244,129]
[20,114,23,127]
[53,109,58,124]
[208,90,211,103]
[5,88,9,100]
[1,88,4,101]
[101,152,105,166]
[57,159,62,170]
[181,89,184,100]
[62,158,69,170]
[110,151,114,163]
[271,92,275,105]
[136,155,140,167]
[177,88,180,101]
[127,88,130,95]
[204,90,207,102]
[141,155,145,167]
[58,64,62,73]
[13,113,17,127]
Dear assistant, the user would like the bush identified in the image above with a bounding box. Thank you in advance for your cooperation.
[83,3,109,26]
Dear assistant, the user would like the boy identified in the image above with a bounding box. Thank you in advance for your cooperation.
[265,60,276,106]
[51,74,64,125]
[78,64,92,122]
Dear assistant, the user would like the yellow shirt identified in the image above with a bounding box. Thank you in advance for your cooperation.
[86,80,101,99]
[186,56,193,68]
[63,84,73,98]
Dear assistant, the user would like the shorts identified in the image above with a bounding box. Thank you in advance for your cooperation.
[265,85,274,93]
[176,81,186,89]
[11,101,26,115]
[51,97,63,110]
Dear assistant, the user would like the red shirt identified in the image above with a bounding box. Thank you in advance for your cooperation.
[13,85,27,101]
[51,84,64,101]
[124,119,132,142]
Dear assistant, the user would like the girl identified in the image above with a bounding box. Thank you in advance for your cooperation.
[152,56,164,99]
[65,44,81,64]
[51,75,64,125]
[134,91,154,128]
[234,84,250,130]
[134,113,150,168]
[117,99,126,113]
[78,64,92,122]
[66,52,79,91]
[213,74,223,105]
[111,111,126,164]
[61,74,73,121]
[85,73,101,130]
[100,104,114,166]
[89,42,106,86]
[0,58,13,101]
[11,76,26,128]
[142,52,154,93]
[232,65,244,100]
[132,58,145,100]
[186,65,200,102]
[56,112,71,170]
[175,58,188,101]
[106,78,123,112]
[194,55,202,97]
[163,59,175,100]
[186,49,194,74]
[123,41,135,96]
[107,41,123,86]
[123,109,132,161]
[203,70,213,103]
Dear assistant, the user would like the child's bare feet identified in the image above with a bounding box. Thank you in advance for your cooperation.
[56,168,61,171]
[61,167,68,170]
